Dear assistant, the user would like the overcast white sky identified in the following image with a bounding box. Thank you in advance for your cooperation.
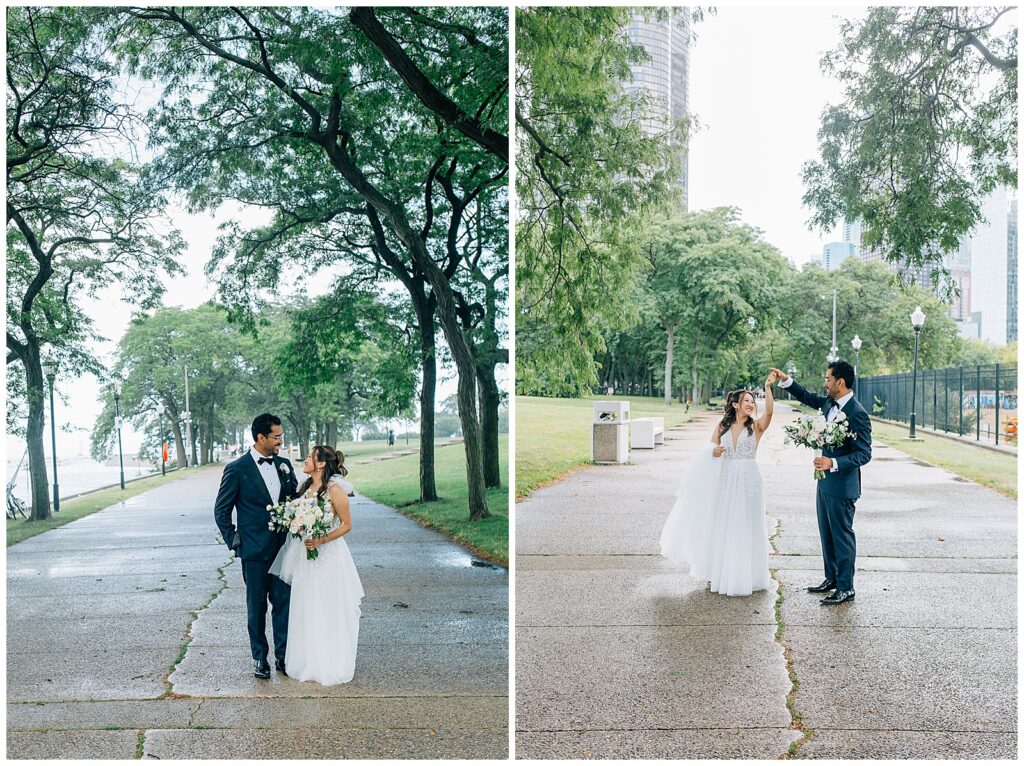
[687,5,864,262]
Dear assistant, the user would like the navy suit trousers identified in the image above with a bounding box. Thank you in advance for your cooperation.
[816,486,857,591]
[240,558,290,662]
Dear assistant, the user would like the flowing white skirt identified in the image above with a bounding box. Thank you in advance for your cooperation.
[660,445,771,596]
[270,530,364,684]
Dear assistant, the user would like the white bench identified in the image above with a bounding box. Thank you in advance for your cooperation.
[631,417,664,449]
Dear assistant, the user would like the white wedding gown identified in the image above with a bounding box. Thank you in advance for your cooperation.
[270,475,364,684]
[660,427,771,596]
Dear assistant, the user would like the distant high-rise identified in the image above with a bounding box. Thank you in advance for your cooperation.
[970,187,1017,345]
[842,218,862,250]
[851,217,974,324]
[1006,197,1017,343]
[624,9,690,207]
[822,241,856,271]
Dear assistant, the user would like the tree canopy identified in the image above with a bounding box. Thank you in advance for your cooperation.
[6,6,184,519]
[515,7,688,391]
[803,6,1017,296]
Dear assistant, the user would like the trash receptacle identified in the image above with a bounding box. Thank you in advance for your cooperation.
[592,400,630,463]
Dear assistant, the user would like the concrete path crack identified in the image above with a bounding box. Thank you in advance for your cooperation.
[163,555,234,698]
[770,521,813,759]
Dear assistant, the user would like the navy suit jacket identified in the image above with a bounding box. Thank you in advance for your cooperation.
[786,380,872,499]
[213,453,299,562]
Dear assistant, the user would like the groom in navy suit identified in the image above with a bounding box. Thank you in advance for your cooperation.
[214,413,299,677]
[771,361,872,605]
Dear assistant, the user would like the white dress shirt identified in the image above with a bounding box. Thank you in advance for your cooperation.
[250,447,281,503]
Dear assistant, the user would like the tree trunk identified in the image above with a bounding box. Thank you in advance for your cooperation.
[476,361,502,489]
[362,212,440,503]
[416,299,439,501]
[326,420,337,447]
[691,360,700,406]
[165,407,186,470]
[24,347,51,521]
[663,324,675,405]
[321,136,487,519]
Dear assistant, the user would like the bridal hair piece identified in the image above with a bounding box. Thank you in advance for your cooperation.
[719,389,756,436]
[297,444,349,501]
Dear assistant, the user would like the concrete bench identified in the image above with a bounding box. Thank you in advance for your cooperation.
[631,417,664,449]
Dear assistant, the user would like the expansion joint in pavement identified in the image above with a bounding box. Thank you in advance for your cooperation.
[162,554,234,698]
[769,517,814,760]
[772,568,812,759]
[134,730,146,759]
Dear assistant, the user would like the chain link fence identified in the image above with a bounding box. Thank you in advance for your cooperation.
[858,364,1018,447]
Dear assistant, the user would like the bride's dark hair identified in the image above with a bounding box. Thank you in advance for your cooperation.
[718,389,756,436]
[296,445,348,502]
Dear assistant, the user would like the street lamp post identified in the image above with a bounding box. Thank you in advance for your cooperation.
[183,367,193,469]
[851,335,863,379]
[42,357,60,513]
[113,381,126,489]
[156,403,166,477]
[909,306,926,439]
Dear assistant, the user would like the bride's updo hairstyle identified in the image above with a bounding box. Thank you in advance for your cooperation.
[719,389,756,436]
[297,444,349,502]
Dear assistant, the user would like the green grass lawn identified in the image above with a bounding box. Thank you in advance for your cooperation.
[789,403,1017,499]
[7,466,221,547]
[871,420,1017,499]
[515,395,700,499]
[335,436,423,462]
[350,436,508,567]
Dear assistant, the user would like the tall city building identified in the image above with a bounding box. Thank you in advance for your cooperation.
[624,9,690,207]
[970,186,1017,345]
[851,218,974,324]
[842,218,862,250]
[822,241,856,270]
[1006,196,1017,343]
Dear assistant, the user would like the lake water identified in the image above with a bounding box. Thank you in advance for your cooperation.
[6,454,158,502]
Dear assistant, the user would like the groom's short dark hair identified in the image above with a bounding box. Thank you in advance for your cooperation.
[251,413,282,441]
[829,360,856,390]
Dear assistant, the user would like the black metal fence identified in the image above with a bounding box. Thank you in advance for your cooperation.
[858,364,1018,446]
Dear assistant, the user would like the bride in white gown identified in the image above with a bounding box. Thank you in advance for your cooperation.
[270,445,364,684]
[660,373,777,596]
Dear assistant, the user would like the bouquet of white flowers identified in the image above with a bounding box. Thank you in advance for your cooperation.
[783,412,858,480]
[267,495,334,560]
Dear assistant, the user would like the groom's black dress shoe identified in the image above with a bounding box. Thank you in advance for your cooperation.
[253,658,271,678]
[275,658,287,677]
[806,579,836,593]
[820,589,855,605]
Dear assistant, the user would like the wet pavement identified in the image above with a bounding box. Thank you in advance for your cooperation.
[7,467,508,759]
[515,406,1016,759]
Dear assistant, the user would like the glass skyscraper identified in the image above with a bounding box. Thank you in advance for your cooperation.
[624,9,691,207]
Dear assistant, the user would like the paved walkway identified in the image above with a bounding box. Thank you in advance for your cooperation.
[515,406,1016,759]
[8,468,508,759]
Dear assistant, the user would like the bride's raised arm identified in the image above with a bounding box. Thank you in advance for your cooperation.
[757,373,776,434]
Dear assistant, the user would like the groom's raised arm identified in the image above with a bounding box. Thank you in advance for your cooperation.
[213,461,241,553]
[779,376,829,412]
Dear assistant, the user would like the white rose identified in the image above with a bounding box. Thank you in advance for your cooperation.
[278,462,290,475]
[266,504,274,511]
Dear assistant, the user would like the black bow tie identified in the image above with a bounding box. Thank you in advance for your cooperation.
[257,457,274,466]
